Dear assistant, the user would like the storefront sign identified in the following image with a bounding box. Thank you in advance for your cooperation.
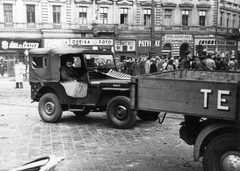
[0,40,39,50]
[195,39,237,46]
[44,39,69,48]
[138,40,160,47]
[70,39,113,46]
[165,34,192,41]
[115,40,135,51]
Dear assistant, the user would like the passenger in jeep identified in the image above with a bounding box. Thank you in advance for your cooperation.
[60,57,79,81]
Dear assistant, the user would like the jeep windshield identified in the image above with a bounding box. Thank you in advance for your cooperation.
[85,54,115,69]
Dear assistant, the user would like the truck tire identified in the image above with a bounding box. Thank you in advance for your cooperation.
[73,108,91,117]
[203,133,240,171]
[38,93,62,123]
[137,111,159,121]
[107,96,136,129]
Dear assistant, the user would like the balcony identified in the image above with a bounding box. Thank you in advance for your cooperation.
[92,23,119,36]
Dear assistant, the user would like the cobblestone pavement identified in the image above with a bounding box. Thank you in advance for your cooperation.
[0,78,203,171]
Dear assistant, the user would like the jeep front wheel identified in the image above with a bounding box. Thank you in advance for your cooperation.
[106,96,136,129]
[38,93,62,123]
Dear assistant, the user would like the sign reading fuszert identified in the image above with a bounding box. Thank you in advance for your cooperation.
[70,39,113,46]
[165,34,192,41]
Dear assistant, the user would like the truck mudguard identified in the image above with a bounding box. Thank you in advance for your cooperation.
[194,121,240,161]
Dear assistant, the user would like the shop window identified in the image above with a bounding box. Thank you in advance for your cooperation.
[182,10,189,26]
[144,9,151,26]
[27,5,35,23]
[100,7,108,24]
[199,11,206,26]
[53,5,61,24]
[4,4,13,24]
[79,6,87,24]
[32,57,47,69]
[120,8,128,25]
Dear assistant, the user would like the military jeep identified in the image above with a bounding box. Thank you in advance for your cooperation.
[29,47,136,129]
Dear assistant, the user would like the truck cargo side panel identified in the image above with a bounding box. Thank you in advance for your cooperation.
[137,78,238,120]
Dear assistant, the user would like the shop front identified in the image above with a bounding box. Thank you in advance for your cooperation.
[43,38,114,52]
[0,39,40,77]
[137,36,161,57]
[115,40,136,61]
[163,34,193,58]
[194,35,237,58]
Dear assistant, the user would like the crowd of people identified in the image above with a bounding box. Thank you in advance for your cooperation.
[115,51,240,76]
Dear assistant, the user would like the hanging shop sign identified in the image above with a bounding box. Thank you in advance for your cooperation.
[115,40,136,51]
[0,40,40,50]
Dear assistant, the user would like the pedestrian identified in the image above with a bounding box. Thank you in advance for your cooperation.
[165,59,176,71]
[115,58,122,72]
[179,51,191,69]
[0,63,4,77]
[131,58,141,76]
[150,59,158,73]
[144,57,151,74]
[205,54,216,70]
[195,57,207,71]
[228,57,237,71]
[14,59,26,88]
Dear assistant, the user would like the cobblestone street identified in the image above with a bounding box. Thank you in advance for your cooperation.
[0,78,203,171]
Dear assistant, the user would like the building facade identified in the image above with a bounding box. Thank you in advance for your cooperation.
[0,0,239,76]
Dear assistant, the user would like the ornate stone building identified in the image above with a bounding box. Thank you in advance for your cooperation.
[0,0,239,76]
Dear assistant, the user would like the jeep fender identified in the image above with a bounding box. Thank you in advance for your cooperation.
[194,121,240,161]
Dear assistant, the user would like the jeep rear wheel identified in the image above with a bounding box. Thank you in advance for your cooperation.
[107,96,136,129]
[38,93,62,123]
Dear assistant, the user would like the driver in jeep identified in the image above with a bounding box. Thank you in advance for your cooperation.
[60,56,88,98]
[60,57,79,81]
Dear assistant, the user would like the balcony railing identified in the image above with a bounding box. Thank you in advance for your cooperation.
[0,21,238,36]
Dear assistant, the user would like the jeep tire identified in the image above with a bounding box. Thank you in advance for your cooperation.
[38,93,62,123]
[106,96,136,129]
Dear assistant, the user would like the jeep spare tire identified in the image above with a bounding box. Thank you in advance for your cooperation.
[106,96,136,129]
[38,93,62,123]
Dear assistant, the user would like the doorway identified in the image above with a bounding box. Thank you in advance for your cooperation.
[180,43,189,58]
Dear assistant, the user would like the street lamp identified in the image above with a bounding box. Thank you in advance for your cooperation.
[149,0,156,58]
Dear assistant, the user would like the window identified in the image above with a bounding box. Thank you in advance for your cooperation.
[100,7,108,24]
[32,57,47,69]
[239,16,240,28]
[182,10,189,26]
[53,5,61,24]
[79,6,87,24]
[144,9,151,26]
[164,9,172,26]
[199,11,206,26]
[27,5,35,23]
[227,13,230,27]
[4,4,13,23]
[220,12,224,27]
[233,14,236,28]
[120,8,128,25]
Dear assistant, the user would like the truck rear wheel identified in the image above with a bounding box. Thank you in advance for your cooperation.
[137,111,159,121]
[107,96,136,129]
[203,133,240,171]
[38,93,62,123]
